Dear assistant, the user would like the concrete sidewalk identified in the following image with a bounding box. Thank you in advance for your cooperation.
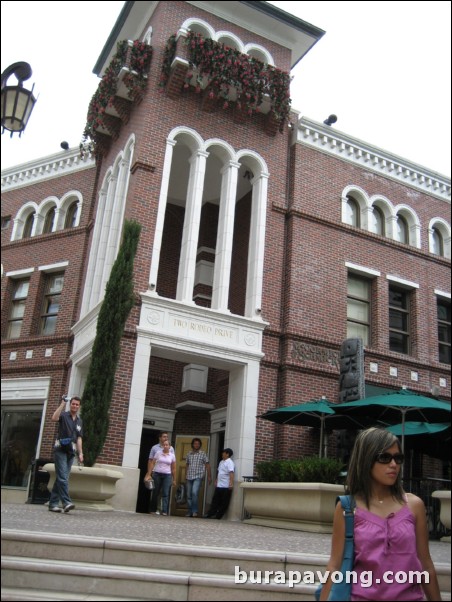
[1,503,450,565]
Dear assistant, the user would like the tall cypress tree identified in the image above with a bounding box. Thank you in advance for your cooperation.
[81,219,141,466]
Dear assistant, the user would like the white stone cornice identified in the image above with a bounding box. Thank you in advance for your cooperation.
[1,148,95,193]
[294,117,451,203]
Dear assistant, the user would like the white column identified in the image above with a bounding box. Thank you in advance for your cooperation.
[54,207,64,230]
[80,189,107,316]
[33,213,44,236]
[340,195,349,224]
[410,223,421,249]
[122,332,152,468]
[361,206,373,231]
[100,158,129,293]
[176,150,209,303]
[211,160,240,311]
[224,360,261,520]
[89,175,118,309]
[11,217,22,241]
[387,214,398,241]
[148,138,177,292]
[245,173,269,318]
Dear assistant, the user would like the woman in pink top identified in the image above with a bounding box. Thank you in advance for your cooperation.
[145,440,176,516]
[321,428,441,601]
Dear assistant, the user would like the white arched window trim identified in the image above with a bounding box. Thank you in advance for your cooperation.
[179,18,274,65]
[394,204,421,248]
[428,217,451,259]
[341,185,369,229]
[12,202,38,240]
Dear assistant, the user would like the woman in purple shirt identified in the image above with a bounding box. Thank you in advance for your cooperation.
[145,440,176,516]
[321,428,441,601]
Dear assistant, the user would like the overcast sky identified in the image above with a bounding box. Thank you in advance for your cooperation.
[1,1,450,177]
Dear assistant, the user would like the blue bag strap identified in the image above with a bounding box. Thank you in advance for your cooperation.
[337,495,355,561]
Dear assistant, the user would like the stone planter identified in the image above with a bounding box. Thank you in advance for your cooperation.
[43,463,123,511]
[240,481,344,533]
[432,490,451,541]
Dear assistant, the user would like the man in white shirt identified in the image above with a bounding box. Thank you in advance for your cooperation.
[204,448,234,519]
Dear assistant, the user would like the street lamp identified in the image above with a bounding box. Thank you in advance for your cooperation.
[1,62,37,137]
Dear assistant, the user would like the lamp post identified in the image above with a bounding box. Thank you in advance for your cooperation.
[1,62,37,137]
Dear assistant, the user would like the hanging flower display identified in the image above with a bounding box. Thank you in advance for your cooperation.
[81,40,153,156]
[159,35,177,88]
[160,32,292,132]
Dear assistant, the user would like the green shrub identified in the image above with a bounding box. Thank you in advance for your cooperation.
[255,456,344,483]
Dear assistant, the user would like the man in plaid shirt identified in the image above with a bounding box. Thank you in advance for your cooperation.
[185,438,212,517]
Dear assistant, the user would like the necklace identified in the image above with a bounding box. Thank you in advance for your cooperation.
[372,496,387,504]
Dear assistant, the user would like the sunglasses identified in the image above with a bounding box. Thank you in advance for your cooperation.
[375,452,405,465]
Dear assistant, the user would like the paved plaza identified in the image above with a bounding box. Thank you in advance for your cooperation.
[1,503,450,565]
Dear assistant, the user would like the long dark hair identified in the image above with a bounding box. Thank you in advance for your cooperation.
[346,427,405,508]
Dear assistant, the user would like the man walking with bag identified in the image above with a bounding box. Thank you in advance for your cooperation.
[48,395,84,513]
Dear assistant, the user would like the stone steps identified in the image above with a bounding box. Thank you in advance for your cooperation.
[1,529,450,601]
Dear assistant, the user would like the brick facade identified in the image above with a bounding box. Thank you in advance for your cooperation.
[1,1,450,510]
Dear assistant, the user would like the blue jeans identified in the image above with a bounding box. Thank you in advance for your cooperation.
[49,448,75,508]
[186,477,203,515]
[150,472,172,514]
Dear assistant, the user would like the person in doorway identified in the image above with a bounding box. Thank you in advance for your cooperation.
[204,448,234,519]
[185,438,212,517]
[48,396,84,513]
[147,432,174,514]
[320,427,441,601]
[149,431,174,459]
[145,440,176,516]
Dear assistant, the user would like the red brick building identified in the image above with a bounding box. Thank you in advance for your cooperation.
[1,1,450,517]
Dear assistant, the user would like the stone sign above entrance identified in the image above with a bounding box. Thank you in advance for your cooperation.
[140,293,266,359]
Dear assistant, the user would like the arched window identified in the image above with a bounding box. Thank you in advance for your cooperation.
[22,212,35,239]
[216,34,240,51]
[431,227,444,256]
[344,196,360,227]
[395,214,409,244]
[64,201,79,229]
[42,207,56,234]
[371,206,385,236]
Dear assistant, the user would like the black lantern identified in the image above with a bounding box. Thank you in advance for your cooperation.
[1,62,37,137]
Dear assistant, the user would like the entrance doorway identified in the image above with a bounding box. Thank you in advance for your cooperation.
[171,435,210,516]
[135,428,160,513]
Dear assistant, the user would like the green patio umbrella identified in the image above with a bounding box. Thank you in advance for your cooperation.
[388,422,450,461]
[339,389,451,452]
[259,399,365,457]
[387,422,450,436]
